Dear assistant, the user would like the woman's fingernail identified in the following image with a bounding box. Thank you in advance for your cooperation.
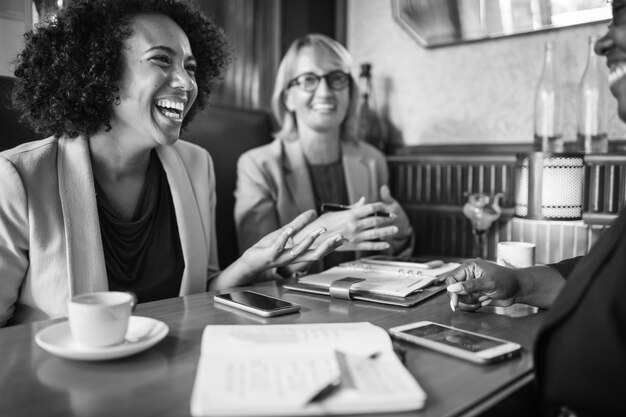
[316,227,327,236]
[447,283,463,293]
[335,235,348,243]
[392,226,399,233]
[481,299,493,307]
[285,227,293,235]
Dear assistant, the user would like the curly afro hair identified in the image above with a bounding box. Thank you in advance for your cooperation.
[11,0,231,138]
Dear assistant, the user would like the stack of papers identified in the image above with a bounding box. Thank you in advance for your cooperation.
[190,322,426,416]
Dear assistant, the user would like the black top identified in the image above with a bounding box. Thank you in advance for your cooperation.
[95,151,184,303]
[307,158,355,269]
[536,210,626,416]
[548,256,584,279]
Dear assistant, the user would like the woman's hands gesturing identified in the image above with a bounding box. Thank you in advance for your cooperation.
[301,198,400,252]
[242,209,347,270]
[212,210,347,290]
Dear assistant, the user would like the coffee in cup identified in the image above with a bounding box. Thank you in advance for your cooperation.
[497,241,536,269]
[68,291,137,348]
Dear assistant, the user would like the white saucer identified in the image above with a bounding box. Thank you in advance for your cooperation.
[35,316,169,361]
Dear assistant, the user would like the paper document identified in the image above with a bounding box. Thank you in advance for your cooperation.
[342,258,461,277]
[190,322,426,416]
[296,260,459,298]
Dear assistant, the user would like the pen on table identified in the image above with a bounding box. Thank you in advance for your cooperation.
[321,203,391,218]
[306,350,345,406]
[367,351,382,359]
[306,377,341,405]
[306,350,380,406]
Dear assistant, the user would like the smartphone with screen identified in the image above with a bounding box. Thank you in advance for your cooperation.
[389,321,522,364]
[213,290,301,317]
[361,255,444,269]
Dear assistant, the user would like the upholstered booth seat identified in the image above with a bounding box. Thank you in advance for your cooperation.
[0,75,273,270]
[0,76,39,148]
[181,105,273,268]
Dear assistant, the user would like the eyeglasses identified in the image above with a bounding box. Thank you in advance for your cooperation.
[286,71,351,92]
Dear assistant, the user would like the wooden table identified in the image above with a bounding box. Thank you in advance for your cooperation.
[0,283,544,417]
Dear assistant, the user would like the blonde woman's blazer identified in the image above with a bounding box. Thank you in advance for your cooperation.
[235,138,412,259]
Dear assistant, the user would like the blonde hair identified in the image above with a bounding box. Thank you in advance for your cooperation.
[271,34,360,142]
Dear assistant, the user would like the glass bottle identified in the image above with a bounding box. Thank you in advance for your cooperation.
[534,41,564,153]
[357,63,385,151]
[577,35,609,153]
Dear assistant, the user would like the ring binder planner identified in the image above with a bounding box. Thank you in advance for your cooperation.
[284,259,459,307]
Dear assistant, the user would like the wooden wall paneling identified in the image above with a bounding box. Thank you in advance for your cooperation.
[620,165,626,210]
[594,165,605,213]
[389,153,559,259]
[200,0,280,109]
[443,165,452,204]
[433,164,442,203]
[454,164,463,205]
[583,154,626,223]
[606,164,618,213]
[464,164,474,196]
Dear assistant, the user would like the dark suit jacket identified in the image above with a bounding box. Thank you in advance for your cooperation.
[535,208,626,416]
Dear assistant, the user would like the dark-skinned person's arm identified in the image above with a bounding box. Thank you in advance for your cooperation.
[442,259,567,311]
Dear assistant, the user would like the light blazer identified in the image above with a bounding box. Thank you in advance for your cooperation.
[234,138,411,258]
[0,136,219,326]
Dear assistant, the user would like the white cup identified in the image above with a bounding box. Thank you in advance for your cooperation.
[68,291,137,348]
[497,241,536,269]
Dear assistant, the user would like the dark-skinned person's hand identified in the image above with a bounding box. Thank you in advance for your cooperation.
[441,259,521,311]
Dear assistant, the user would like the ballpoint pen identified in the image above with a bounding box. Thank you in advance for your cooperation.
[305,350,381,406]
[305,376,341,405]
[321,203,392,218]
[306,350,346,406]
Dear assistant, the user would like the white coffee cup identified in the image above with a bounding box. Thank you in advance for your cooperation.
[68,291,137,348]
[497,241,536,269]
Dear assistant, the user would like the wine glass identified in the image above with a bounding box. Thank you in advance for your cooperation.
[462,193,503,258]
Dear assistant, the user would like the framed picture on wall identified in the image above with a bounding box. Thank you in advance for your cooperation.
[392,0,610,49]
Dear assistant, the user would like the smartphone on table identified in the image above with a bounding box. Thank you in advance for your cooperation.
[389,321,522,364]
[213,290,301,317]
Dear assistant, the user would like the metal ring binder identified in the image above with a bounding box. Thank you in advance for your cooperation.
[328,277,366,300]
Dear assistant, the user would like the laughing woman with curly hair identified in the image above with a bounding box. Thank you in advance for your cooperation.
[0,0,345,327]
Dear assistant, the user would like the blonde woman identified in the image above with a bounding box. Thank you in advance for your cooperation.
[235,34,413,277]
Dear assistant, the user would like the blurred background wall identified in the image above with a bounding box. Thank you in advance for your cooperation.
[348,0,626,147]
[2,0,623,148]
